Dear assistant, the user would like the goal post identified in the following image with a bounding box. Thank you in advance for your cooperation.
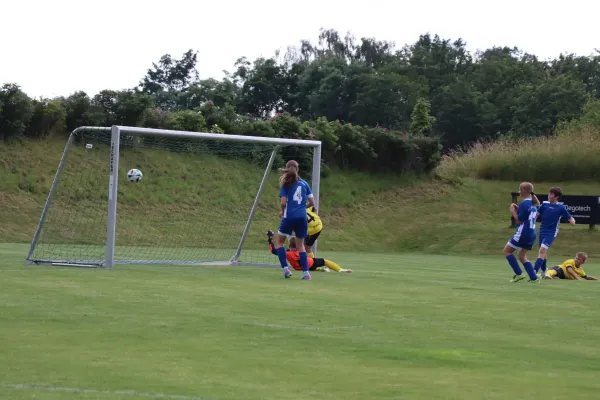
[26,125,322,268]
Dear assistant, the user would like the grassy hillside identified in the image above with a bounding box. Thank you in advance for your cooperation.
[2,137,600,261]
[436,126,600,181]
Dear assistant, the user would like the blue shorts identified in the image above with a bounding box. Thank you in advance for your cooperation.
[538,231,556,249]
[278,217,308,239]
[508,237,535,251]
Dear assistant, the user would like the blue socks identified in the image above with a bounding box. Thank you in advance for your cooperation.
[299,252,309,272]
[276,247,288,268]
[534,258,549,273]
[523,261,537,280]
[506,254,522,276]
[534,257,544,273]
[276,246,308,273]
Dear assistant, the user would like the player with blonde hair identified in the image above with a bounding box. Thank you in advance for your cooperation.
[504,182,541,282]
[544,252,597,280]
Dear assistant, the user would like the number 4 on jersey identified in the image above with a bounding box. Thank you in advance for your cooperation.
[293,186,303,204]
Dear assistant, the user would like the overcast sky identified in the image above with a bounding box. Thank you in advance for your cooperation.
[2,0,598,98]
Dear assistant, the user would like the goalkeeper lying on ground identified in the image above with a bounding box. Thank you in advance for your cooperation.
[543,252,597,280]
[267,230,352,273]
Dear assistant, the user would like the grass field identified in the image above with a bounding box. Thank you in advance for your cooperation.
[2,243,600,400]
[3,135,600,399]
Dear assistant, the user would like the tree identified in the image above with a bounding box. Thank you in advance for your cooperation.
[433,78,495,148]
[179,77,238,110]
[550,52,600,99]
[139,50,199,94]
[234,58,288,117]
[0,84,34,140]
[139,50,199,110]
[509,75,587,137]
[25,98,66,138]
[410,97,436,135]
[62,91,104,131]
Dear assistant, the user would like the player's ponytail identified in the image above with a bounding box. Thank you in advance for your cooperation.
[520,182,540,206]
[279,160,299,188]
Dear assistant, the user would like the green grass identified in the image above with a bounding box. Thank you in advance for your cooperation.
[3,137,600,260]
[435,126,600,181]
[2,243,600,400]
[3,135,600,399]
[0,136,410,260]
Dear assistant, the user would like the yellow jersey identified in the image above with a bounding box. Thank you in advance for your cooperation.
[559,259,587,279]
[306,206,322,236]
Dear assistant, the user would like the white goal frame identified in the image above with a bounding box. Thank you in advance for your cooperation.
[26,125,322,268]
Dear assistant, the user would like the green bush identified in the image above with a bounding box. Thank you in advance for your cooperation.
[165,110,206,132]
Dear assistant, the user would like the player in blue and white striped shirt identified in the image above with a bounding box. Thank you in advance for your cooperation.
[503,182,541,282]
[533,187,575,276]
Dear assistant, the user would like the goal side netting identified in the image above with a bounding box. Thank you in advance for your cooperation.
[25,125,321,268]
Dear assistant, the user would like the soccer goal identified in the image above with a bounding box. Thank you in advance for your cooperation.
[26,125,322,268]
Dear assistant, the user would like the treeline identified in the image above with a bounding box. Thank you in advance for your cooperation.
[0,84,441,174]
[1,29,599,174]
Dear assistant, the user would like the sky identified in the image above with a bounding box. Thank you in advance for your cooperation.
[2,0,598,98]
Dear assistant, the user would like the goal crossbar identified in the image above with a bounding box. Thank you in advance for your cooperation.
[25,125,322,268]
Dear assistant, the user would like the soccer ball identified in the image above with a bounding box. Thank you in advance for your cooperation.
[127,168,143,183]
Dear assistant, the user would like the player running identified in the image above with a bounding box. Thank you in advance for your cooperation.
[267,230,352,273]
[533,187,575,277]
[504,182,540,282]
[276,160,315,280]
[543,252,597,280]
[305,205,322,258]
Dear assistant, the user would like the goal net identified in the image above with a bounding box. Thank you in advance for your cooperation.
[26,126,321,268]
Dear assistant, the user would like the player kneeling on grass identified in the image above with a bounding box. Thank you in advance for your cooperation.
[544,252,597,280]
[267,230,352,274]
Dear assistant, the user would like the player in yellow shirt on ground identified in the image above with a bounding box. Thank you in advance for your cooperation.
[543,252,597,280]
[305,205,322,258]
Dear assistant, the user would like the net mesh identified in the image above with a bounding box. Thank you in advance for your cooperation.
[28,127,315,266]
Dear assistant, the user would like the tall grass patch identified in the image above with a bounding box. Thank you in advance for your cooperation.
[436,126,600,181]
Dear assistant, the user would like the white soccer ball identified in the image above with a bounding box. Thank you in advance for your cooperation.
[127,168,143,183]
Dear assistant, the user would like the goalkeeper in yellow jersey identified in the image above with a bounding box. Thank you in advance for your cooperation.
[543,252,597,280]
[267,230,352,273]
[305,205,322,258]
